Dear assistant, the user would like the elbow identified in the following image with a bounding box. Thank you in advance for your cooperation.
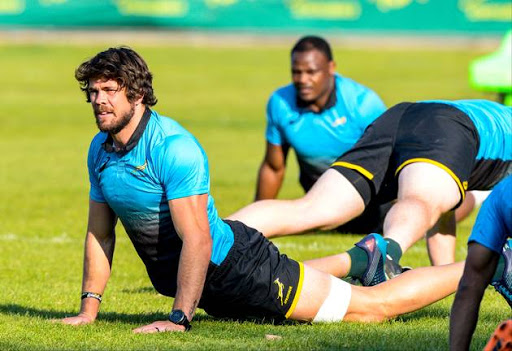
[454,277,486,304]
[203,236,213,256]
[262,160,285,175]
[194,232,213,256]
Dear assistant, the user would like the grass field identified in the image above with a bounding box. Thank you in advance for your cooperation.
[0,37,509,350]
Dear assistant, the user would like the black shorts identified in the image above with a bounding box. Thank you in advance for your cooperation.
[331,102,480,206]
[199,220,304,321]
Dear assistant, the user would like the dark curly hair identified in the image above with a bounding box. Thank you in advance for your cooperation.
[291,35,333,61]
[75,46,157,106]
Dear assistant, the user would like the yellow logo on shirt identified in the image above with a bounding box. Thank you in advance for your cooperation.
[131,160,148,175]
[135,160,147,171]
[331,116,347,127]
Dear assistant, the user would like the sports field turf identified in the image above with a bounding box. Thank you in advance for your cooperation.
[0,38,508,350]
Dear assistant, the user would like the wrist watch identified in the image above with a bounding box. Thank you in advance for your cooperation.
[169,309,191,331]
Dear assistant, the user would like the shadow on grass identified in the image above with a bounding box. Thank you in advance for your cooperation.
[396,303,507,323]
[6,300,498,329]
[0,303,212,324]
[394,305,448,322]
[0,303,303,326]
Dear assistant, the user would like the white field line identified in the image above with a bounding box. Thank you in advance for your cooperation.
[0,233,129,244]
[0,232,75,244]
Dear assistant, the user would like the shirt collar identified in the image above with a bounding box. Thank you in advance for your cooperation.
[296,80,337,113]
[102,107,152,154]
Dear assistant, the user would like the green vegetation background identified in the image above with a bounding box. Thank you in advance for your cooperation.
[0,41,508,350]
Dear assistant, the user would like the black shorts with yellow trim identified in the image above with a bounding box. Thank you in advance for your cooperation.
[330,102,479,207]
[199,220,304,322]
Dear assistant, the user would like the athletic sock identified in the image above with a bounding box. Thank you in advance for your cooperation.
[347,246,368,279]
[385,238,402,263]
[492,255,505,282]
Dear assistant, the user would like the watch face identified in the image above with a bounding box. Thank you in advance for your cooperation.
[169,310,186,324]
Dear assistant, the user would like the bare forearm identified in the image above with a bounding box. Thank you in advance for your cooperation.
[255,163,284,200]
[450,244,498,351]
[173,236,211,320]
[79,232,115,319]
[449,282,485,350]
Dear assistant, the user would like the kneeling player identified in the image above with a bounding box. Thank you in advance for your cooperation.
[450,175,512,350]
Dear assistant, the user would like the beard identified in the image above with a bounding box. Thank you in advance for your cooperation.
[95,104,135,135]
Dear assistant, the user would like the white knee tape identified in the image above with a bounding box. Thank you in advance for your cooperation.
[313,276,352,323]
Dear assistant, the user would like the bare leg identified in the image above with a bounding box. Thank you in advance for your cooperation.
[426,211,456,265]
[454,190,490,222]
[228,170,365,238]
[304,252,352,278]
[289,265,332,320]
[454,191,476,222]
[383,163,461,256]
[290,261,464,322]
[344,261,464,322]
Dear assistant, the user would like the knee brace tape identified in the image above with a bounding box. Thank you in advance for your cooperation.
[312,276,352,323]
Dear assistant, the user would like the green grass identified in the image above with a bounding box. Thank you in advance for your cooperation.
[0,40,508,350]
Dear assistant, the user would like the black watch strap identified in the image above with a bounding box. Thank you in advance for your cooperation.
[169,309,191,331]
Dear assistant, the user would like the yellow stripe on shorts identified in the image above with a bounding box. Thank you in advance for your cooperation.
[395,158,467,201]
[285,262,304,319]
[331,161,374,180]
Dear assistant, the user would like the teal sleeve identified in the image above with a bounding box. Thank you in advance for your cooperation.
[88,136,107,203]
[468,175,512,252]
[265,93,284,145]
[155,135,210,201]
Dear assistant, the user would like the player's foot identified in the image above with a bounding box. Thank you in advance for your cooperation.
[355,233,403,286]
[491,239,512,308]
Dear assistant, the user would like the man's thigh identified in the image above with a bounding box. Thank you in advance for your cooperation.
[397,162,461,212]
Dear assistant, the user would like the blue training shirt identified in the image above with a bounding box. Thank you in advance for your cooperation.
[423,99,512,189]
[424,100,512,161]
[468,175,512,253]
[266,73,386,191]
[88,109,234,296]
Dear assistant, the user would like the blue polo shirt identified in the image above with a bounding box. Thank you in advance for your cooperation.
[266,73,386,191]
[422,100,512,189]
[424,100,512,161]
[468,175,512,253]
[87,109,234,296]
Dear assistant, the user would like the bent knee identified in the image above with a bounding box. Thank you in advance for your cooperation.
[399,196,452,228]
